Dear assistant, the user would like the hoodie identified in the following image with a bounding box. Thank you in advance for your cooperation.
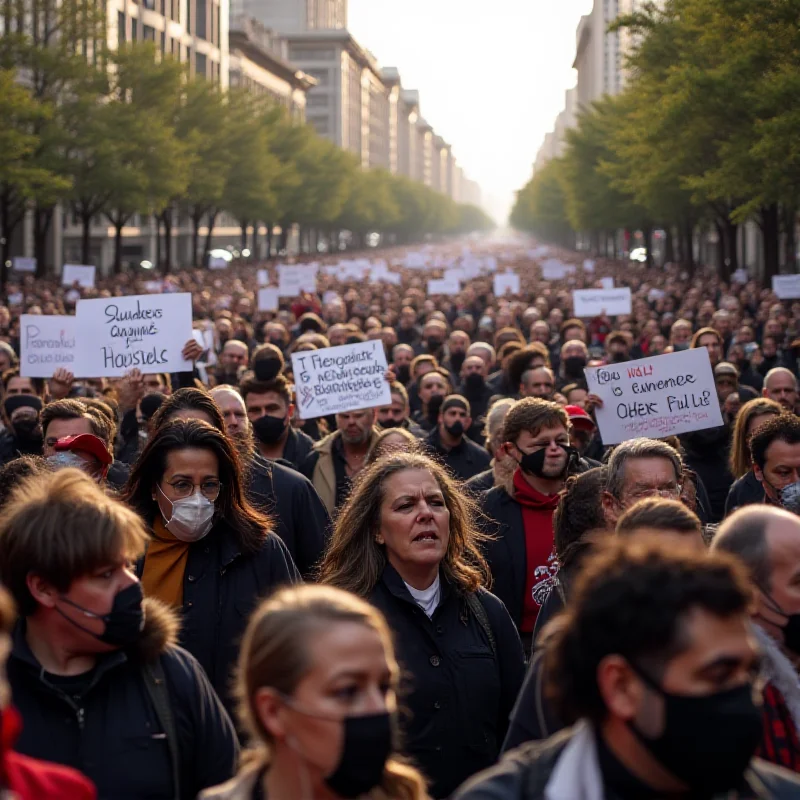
[512,469,560,633]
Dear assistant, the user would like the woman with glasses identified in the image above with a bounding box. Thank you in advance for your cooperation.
[123,418,299,709]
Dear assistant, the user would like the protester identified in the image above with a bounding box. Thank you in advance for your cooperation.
[615,496,704,549]
[365,427,420,466]
[457,354,494,422]
[320,451,525,798]
[0,469,238,798]
[301,409,380,514]
[123,418,299,708]
[455,539,800,799]
[763,368,799,413]
[200,585,428,800]
[376,382,425,437]
[411,370,450,433]
[751,414,800,512]
[423,394,490,481]
[480,399,580,648]
[465,398,516,495]
[713,506,800,772]
[0,393,43,465]
[727,397,783,514]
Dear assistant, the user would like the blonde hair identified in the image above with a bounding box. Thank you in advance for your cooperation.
[729,398,782,478]
[0,469,148,615]
[236,585,427,800]
[319,452,490,597]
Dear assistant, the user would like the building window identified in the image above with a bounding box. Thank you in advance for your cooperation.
[196,0,206,39]
[143,24,155,41]
[160,30,165,51]
[289,47,335,61]
[306,93,328,108]
[306,68,329,86]
[186,0,191,34]
[195,51,207,78]
[131,17,138,39]
[117,10,125,42]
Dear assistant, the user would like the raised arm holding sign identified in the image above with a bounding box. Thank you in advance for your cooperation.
[584,348,723,445]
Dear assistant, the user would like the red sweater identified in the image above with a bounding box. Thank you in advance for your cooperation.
[513,469,560,633]
[0,706,96,800]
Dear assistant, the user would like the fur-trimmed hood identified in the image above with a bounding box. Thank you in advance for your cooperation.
[134,596,180,662]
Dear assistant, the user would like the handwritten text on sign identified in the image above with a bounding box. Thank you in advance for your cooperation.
[76,293,193,377]
[573,288,632,317]
[20,315,77,378]
[584,348,723,445]
[291,341,391,420]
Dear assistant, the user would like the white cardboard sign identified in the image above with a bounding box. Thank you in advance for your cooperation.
[62,264,96,289]
[208,256,228,270]
[584,348,723,445]
[258,287,279,312]
[583,259,596,273]
[599,277,615,290]
[75,293,193,377]
[291,341,391,420]
[143,281,163,293]
[427,278,460,296]
[12,257,36,273]
[278,265,317,297]
[20,315,78,378]
[573,288,632,317]
[541,259,569,280]
[257,269,269,286]
[772,275,800,300]
[494,272,521,296]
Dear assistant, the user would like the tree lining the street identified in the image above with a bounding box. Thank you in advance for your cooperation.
[511,0,800,279]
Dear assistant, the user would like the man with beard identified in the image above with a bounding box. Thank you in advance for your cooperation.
[390,343,415,386]
[763,368,798,413]
[520,367,555,400]
[376,383,425,437]
[0,394,44,466]
[480,399,581,650]
[414,319,447,360]
[557,339,589,389]
[424,395,491,482]
[441,330,470,377]
[605,331,632,364]
[210,386,329,578]
[411,370,450,433]
[212,339,249,386]
[239,375,314,470]
[300,407,379,515]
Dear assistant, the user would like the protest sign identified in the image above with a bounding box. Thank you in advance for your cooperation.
[19,315,78,378]
[257,269,269,286]
[405,252,428,269]
[144,281,163,293]
[278,264,317,297]
[444,267,466,283]
[208,256,228,270]
[76,293,193,377]
[573,288,632,317]
[7,293,23,306]
[323,290,340,306]
[258,287,279,312]
[62,264,96,289]
[494,272,520,296]
[772,274,800,300]
[427,277,460,296]
[583,259,596,273]
[291,341,391,420]
[584,348,723,445]
[599,277,615,290]
[12,257,36,273]
[732,268,749,283]
[541,259,569,280]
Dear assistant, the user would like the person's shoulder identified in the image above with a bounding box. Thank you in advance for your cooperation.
[748,757,800,796]
[475,587,516,626]
[5,750,97,800]
[268,457,314,490]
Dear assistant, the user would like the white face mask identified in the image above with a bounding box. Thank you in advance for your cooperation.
[157,485,215,542]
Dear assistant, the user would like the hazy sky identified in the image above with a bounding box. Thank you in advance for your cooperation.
[348,0,593,223]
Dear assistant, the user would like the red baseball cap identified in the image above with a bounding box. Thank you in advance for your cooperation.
[565,405,596,431]
[54,434,113,466]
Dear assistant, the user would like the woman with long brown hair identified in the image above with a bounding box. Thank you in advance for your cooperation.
[726,397,782,515]
[123,418,299,709]
[201,584,428,800]
[319,452,524,799]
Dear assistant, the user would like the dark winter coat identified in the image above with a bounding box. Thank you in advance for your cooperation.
[136,520,300,711]
[8,599,238,800]
[369,564,525,799]
[424,427,492,482]
[245,453,330,577]
[281,426,315,470]
[726,470,765,516]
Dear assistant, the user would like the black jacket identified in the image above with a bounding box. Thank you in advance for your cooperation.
[466,468,496,496]
[455,726,800,800]
[8,600,238,800]
[245,453,330,578]
[369,565,525,799]
[424,427,491,482]
[680,425,734,523]
[281,426,315,470]
[136,520,300,711]
[726,470,765,516]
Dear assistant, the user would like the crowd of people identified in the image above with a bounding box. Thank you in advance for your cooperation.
[0,237,798,798]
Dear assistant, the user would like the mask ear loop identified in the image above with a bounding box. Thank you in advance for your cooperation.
[155,484,176,526]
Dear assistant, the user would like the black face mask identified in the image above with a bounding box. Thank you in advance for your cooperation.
[445,421,464,439]
[268,337,285,349]
[759,590,800,655]
[12,418,43,451]
[380,418,403,429]
[610,352,629,364]
[673,342,690,352]
[464,373,485,392]
[395,365,411,385]
[58,582,145,648]
[252,414,288,445]
[518,443,576,479]
[426,338,443,353]
[563,356,587,379]
[628,663,762,796]
[427,394,445,424]
[449,352,466,374]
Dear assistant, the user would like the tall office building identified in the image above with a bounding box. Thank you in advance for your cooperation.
[234,0,346,33]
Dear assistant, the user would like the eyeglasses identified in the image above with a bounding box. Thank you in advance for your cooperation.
[626,485,683,503]
[163,479,222,501]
